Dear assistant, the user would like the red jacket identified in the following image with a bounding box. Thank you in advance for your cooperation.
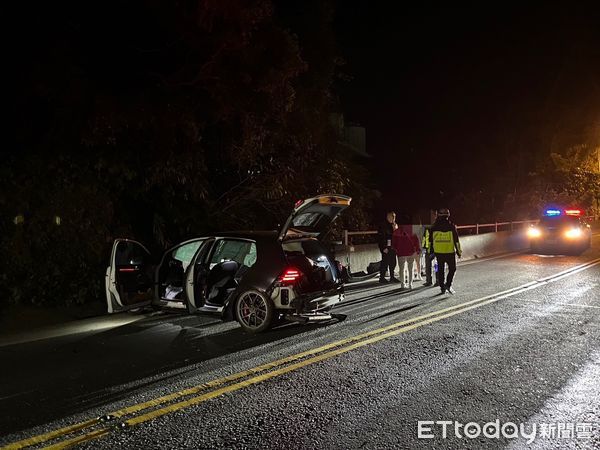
[392,228,420,256]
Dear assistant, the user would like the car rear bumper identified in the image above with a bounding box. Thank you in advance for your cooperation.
[291,284,344,312]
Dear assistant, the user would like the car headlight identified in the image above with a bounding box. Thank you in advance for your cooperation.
[527,227,541,238]
[564,228,582,239]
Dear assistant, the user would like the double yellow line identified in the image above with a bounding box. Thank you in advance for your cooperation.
[4,257,600,450]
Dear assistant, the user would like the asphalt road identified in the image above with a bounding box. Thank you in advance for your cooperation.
[1,236,599,449]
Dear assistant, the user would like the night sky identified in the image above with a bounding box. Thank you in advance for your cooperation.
[334,1,600,215]
[6,1,600,221]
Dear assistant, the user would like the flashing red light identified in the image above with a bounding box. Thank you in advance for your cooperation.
[294,199,304,209]
[278,268,302,284]
[564,209,582,216]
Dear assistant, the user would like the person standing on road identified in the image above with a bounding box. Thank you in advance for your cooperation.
[421,212,438,287]
[421,226,434,286]
[377,211,399,284]
[411,230,421,281]
[393,225,421,289]
[429,208,461,294]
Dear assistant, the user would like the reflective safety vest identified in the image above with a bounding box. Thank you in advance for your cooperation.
[422,228,430,249]
[432,230,456,254]
[429,218,461,255]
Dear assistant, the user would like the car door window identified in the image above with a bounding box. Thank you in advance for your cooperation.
[172,240,205,271]
[115,241,150,266]
[210,240,257,269]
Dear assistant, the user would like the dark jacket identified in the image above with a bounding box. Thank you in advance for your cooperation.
[377,221,396,252]
[429,217,462,255]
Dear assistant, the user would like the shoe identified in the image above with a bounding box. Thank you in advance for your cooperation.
[379,278,389,284]
[390,277,401,283]
[447,286,455,295]
[423,282,432,286]
[408,283,413,290]
[433,282,439,287]
[440,288,446,294]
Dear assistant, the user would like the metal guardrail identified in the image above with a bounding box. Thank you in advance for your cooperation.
[342,230,377,246]
[455,219,538,235]
[342,216,597,246]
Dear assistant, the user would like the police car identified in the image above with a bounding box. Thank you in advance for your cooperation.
[527,208,592,255]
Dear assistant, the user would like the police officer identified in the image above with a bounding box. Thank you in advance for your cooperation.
[429,208,461,294]
[377,211,400,284]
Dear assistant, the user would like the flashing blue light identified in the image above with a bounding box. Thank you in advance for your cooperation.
[544,209,561,216]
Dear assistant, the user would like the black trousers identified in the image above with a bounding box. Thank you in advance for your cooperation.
[424,252,435,284]
[380,248,397,280]
[435,253,456,288]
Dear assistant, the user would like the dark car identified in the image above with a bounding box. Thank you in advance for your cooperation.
[105,194,351,332]
[527,209,592,255]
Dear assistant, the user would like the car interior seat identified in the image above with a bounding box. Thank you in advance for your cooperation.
[206,260,239,304]
[234,247,257,281]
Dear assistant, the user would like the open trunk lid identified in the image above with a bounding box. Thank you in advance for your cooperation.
[278,194,351,241]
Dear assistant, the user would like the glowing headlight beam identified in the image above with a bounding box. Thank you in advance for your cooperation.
[564,228,582,239]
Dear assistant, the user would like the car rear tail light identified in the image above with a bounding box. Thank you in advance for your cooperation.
[278,267,302,285]
[119,267,138,272]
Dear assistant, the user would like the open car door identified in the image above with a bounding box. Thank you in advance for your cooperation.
[156,238,208,305]
[185,238,257,315]
[105,239,155,313]
[184,238,216,314]
[278,194,352,241]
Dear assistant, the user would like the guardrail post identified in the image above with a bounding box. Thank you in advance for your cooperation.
[476,223,479,234]
[510,221,513,231]
[343,229,349,247]
[495,222,498,232]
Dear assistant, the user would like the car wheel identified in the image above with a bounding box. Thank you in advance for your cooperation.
[235,290,274,333]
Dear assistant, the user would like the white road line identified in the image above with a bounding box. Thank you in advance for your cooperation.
[513,299,600,310]
[458,251,524,266]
